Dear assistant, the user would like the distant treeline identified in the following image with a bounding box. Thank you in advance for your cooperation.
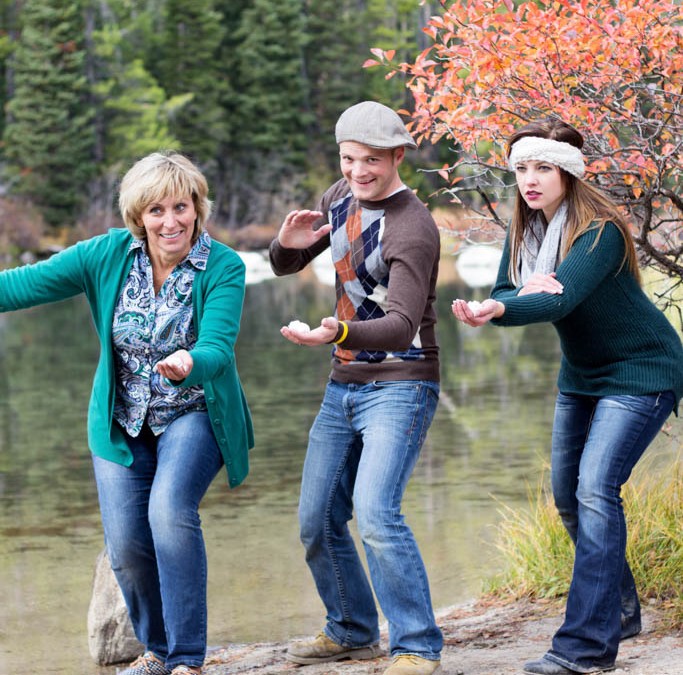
[0,0,447,232]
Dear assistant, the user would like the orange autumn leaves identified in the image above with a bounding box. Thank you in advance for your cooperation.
[366,0,682,193]
[365,0,683,284]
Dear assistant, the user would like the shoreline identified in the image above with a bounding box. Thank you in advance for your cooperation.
[200,598,683,674]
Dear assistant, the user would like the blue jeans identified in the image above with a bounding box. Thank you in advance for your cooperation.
[546,391,675,672]
[298,379,443,660]
[92,412,223,669]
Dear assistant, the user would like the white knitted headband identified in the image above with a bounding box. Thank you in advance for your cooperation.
[508,136,585,178]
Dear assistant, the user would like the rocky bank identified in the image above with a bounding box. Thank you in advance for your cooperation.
[198,599,683,675]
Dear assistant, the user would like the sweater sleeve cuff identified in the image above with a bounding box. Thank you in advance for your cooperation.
[329,321,348,344]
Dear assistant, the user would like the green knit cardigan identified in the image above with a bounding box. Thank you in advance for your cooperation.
[0,228,254,487]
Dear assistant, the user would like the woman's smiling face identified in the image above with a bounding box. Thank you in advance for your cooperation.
[140,195,196,264]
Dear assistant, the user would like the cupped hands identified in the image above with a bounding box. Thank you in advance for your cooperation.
[451,298,504,327]
[281,316,339,346]
[155,349,193,381]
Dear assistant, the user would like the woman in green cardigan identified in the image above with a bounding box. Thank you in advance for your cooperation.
[0,152,253,675]
[452,118,683,675]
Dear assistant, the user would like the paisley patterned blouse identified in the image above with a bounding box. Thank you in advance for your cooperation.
[112,232,211,437]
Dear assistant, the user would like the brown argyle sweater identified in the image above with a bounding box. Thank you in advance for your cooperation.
[269,179,440,384]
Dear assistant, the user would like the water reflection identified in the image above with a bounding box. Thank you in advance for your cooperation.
[0,272,680,675]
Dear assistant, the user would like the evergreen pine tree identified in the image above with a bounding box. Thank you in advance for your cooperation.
[91,21,186,167]
[209,0,250,225]
[157,0,227,163]
[3,0,94,226]
[233,0,311,154]
[303,0,374,183]
[0,0,16,149]
[213,0,251,146]
[222,0,312,224]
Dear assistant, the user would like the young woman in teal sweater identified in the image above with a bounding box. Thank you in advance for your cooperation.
[0,153,253,675]
[452,118,683,675]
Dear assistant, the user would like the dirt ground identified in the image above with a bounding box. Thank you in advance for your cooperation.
[201,598,683,675]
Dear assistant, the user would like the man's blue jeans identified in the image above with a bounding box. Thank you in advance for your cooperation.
[298,379,443,660]
[92,412,223,669]
[547,391,675,673]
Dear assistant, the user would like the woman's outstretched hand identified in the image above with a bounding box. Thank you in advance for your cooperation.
[451,298,504,327]
[277,209,332,249]
[155,349,194,381]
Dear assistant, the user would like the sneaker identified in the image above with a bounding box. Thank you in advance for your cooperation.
[286,631,382,664]
[117,651,171,675]
[384,655,443,675]
[170,667,201,675]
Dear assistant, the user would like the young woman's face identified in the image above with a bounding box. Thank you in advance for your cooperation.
[514,160,566,221]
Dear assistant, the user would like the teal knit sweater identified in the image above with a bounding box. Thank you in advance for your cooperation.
[0,228,254,487]
[491,222,683,406]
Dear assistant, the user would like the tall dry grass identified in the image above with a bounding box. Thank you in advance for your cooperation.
[487,457,682,630]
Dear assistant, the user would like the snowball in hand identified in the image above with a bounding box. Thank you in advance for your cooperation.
[287,319,311,332]
[467,301,483,316]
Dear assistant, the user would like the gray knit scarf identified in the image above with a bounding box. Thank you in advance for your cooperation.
[519,201,567,285]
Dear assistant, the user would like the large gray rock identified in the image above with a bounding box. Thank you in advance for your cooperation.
[87,549,143,665]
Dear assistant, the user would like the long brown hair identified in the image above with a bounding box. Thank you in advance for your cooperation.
[506,117,640,284]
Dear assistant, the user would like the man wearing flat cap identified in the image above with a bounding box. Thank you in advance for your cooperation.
[269,101,442,675]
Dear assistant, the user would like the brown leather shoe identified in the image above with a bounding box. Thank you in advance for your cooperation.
[286,632,382,664]
[383,654,443,674]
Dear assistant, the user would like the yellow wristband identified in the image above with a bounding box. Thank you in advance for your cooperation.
[334,320,349,344]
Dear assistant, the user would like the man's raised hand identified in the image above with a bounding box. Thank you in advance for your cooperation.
[277,210,332,249]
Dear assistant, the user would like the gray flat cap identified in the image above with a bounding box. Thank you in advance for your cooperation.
[335,101,418,150]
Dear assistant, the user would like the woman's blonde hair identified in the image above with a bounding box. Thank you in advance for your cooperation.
[118,152,212,243]
[506,118,640,285]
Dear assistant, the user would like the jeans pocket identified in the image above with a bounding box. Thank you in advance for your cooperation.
[371,379,439,398]
[603,391,675,416]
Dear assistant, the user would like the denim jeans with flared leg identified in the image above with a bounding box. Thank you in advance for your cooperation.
[546,391,675,673]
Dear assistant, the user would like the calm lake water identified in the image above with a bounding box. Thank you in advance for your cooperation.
[0,254,680,674]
